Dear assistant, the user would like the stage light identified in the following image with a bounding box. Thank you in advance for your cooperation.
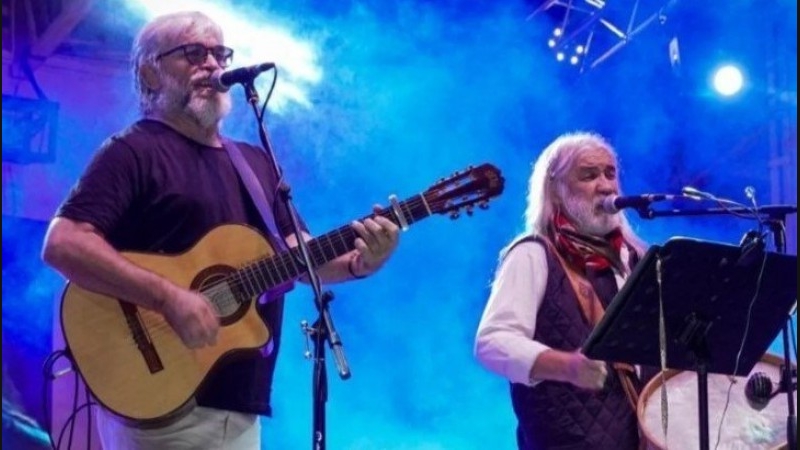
[712,64,744,97]
[528,0,679,72]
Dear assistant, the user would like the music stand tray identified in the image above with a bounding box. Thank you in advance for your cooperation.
[582,237,797,450]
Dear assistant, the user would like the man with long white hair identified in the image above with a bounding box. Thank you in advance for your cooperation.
[42,11,400,449]
[475,132,649,449]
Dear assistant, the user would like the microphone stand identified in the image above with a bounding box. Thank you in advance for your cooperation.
[239,79,351,450]
[633,204,798,220]
[644,203,797,449]
[763,211,797,450]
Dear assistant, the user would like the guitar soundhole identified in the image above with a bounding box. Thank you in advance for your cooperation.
[192,265,249,327]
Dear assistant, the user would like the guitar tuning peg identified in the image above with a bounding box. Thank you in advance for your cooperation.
[449,211,460,220]
[479,201,490,209]
[466,205,474,216]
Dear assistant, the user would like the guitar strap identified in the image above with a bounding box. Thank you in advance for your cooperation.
[222,138,288,252]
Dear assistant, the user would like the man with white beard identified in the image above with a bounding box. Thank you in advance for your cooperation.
[42,11,400,449]
[475,132,650,450]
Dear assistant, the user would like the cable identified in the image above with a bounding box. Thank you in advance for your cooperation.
[713,249,769,450]
[56,401,96,450]
[258,68,279,123]
[681,186,761,221]
[41,348,100,450]
[62,369,79,450]
[85,385,92,450]
[713,381,737,450]
[18,54,49,101]
[257,68,301,263]
[42,349,70,450]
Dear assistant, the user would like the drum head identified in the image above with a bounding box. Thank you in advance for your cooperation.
[637,354,791,450]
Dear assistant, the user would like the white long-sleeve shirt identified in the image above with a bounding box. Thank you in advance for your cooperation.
[474,239,629,386]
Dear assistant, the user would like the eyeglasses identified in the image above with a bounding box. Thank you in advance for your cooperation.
[157,43,234,68]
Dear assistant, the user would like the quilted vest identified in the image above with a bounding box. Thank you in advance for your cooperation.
[509,236,642,450]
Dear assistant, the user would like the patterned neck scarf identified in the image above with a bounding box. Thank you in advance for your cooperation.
[549,210,626,273]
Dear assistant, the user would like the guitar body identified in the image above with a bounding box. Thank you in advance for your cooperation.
[59,163,506,423]
[60,224,274,423]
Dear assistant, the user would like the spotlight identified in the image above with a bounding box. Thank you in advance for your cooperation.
[713,65,744,97]
[556,52,565,62]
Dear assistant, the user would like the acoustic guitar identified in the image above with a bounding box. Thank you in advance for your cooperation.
[60,163,505,423]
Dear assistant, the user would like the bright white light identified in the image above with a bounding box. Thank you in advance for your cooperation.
[556,52,565,62]
[125,0,322,112]
[712,65,744,97]
[569,55,579,65]
[548,38,557,48]
[553,27,562,37]
[575,45,585,55]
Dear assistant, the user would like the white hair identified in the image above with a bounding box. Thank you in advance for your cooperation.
[503,131,646,257]
[131,11,224,115]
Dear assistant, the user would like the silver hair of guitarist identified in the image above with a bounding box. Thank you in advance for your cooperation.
[131,11,224,115]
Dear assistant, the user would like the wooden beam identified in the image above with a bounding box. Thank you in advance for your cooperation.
[30,0,94,58]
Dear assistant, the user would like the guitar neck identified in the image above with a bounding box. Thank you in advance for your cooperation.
[234,193,431,297]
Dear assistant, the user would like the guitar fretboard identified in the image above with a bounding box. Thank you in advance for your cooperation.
[228,193,431,298]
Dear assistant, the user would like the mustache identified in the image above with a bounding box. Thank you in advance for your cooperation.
[566,196,608,209]
[190,70,216,88]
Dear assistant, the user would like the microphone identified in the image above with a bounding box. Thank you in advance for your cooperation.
[211,62,275,92]
[601,194,673,214]
[681,186,709,200]
[744,372,775,411]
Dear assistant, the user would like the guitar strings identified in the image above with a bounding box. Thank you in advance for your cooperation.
[200,195,437,298]
[130,196,449,339]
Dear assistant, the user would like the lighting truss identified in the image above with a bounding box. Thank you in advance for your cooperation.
[528,0,679,72]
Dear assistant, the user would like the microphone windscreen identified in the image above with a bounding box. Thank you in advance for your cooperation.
[744,372,773,411]
[601,195,618,214]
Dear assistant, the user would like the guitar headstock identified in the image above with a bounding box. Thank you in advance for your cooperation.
[423,163,505,219]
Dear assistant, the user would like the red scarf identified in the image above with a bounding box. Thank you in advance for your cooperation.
[550,211,626,273]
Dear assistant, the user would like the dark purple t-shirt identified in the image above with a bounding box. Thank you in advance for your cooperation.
[57,119,305,416]
[58,119,299,253]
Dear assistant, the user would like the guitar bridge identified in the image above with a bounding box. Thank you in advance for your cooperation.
[120,301,164,374]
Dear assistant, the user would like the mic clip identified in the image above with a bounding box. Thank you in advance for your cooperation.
[736,229,766,268]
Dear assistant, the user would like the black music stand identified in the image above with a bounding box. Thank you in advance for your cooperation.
[582,237,797,450]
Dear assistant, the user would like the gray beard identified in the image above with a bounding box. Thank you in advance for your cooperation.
[156,74,232,129]
[563,194,620,236]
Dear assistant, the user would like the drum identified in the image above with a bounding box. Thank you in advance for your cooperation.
[637,354,790,450]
